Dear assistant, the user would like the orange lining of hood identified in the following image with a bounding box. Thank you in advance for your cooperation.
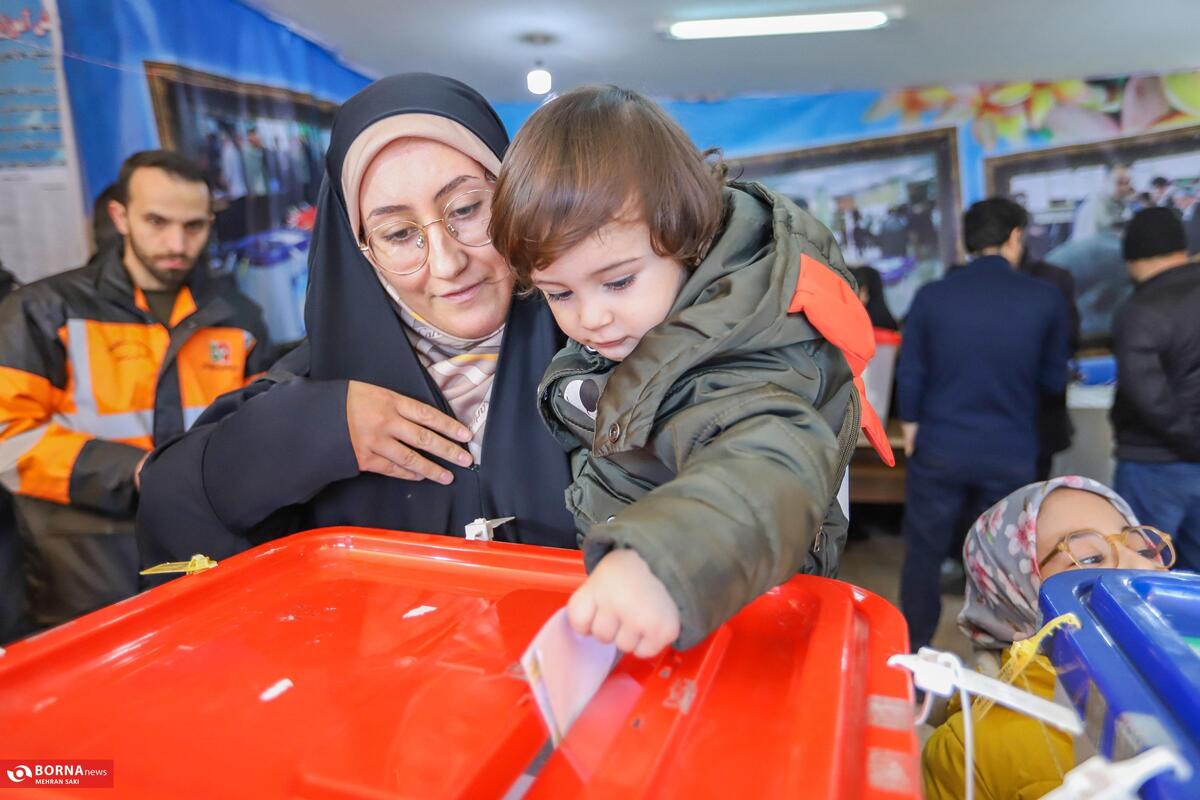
[788,254,895,467]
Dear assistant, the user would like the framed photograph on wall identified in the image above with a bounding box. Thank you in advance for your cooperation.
[145,61,334,243]
[144,62,339,343]
[732,127,962,320]
[986,123,1200,345]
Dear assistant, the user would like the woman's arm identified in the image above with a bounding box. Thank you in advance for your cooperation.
[136,347,474,570]
[135,368,356,569]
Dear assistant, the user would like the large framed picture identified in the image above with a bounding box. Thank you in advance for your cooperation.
[986,124,1200,344]
[145,61,334,244]
[732,127,962,319]
[143,62,338,343]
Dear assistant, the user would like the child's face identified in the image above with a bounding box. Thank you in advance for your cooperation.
[531,221,688,361]
[1035,488,1167,579]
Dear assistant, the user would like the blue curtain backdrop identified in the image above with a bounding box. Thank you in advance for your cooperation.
[58,0,369,204]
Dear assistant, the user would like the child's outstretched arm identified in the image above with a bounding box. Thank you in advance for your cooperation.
[581,380,841,654]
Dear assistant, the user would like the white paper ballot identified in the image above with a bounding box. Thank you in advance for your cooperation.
[520,608,619,745]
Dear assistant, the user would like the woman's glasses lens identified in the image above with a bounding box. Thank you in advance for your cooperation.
[367,188,493,275]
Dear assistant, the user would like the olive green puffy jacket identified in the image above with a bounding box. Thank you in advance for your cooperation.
[538,182,864,649]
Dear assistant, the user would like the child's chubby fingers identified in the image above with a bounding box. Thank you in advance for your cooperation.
[633,626,675,659]
[588,607,621,644]
[662,613,681,648]
[629,608,681,659]
[565,585,598,636]
[613,624,643,655]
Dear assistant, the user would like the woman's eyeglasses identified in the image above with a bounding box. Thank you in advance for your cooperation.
[360,188,493,276]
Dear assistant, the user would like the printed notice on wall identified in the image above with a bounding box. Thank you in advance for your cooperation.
[0,0,87,283]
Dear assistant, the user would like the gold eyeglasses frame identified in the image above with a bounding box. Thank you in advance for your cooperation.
[358,187,494,276]
[1037,525,1176,571]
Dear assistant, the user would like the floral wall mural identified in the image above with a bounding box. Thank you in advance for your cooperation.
[868,71,1200,151]
[856,70,1200,340]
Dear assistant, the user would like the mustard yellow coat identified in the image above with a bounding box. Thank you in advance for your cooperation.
[922,654,1075,800]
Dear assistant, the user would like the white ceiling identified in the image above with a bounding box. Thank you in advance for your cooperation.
[242,0,1200,103]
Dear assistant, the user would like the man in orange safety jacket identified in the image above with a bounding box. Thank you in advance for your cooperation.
[0,150,271,628]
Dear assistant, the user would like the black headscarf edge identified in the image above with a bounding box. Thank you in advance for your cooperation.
[305,74,511,385]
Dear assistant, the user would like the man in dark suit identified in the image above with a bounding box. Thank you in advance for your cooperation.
[896,198,1072,650]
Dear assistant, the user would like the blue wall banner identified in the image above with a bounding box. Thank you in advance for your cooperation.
[55,0,368,341]
[58,0,367,204]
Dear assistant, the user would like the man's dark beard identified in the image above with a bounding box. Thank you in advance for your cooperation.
[128,234,195,289]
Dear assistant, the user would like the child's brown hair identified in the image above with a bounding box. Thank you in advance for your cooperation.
[490,85,726,288]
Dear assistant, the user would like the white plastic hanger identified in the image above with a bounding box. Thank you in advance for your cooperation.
[1041,746,1192,800]
[889,647,1083,800]
[889,648,1083,735]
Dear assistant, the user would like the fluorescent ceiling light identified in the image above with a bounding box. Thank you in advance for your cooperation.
[667,11,889,40]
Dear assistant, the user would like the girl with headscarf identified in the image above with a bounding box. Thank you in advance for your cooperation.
[923,476,1174,800]
[137,74,576,568]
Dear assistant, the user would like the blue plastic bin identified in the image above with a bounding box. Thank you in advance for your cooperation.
[1040,570,1200,798]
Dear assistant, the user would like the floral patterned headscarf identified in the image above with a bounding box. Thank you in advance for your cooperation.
[958,476,1139,649]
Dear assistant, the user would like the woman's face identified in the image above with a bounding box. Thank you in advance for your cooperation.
[359,138,514,339]
[1035,488,1166,580]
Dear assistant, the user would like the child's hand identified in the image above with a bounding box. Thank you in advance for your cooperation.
[567,548,681,659]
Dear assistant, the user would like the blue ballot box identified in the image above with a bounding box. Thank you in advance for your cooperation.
[1040,570,1200,799]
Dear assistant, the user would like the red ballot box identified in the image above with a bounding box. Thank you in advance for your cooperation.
[0,529,919,798]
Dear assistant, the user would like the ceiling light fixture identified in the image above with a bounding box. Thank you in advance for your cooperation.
[666,10,890,40]
[527,61,552,95]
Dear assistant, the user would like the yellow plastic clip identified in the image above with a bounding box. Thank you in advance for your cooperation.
[139,554,219,576]
[973,612,1081,720]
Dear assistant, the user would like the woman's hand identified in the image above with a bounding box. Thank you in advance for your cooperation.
[567,548,681,659]
[346,380,474,484]
[133,451,150,491]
